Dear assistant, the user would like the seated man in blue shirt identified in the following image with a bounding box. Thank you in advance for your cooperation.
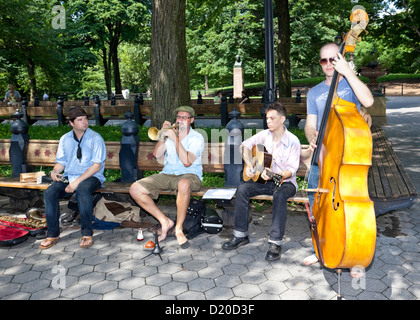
[130,106,204,249]
[39,107,106,250]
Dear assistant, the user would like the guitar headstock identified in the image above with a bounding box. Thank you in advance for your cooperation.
[272,174,282,187]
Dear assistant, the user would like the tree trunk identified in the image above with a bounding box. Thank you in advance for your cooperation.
[26,57,36,100]
[275,0,291,98]
[150,0,190,128]
[102,48,112,98]
[110,22,122,95]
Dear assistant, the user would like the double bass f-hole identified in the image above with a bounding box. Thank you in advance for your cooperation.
[330,177,340,211]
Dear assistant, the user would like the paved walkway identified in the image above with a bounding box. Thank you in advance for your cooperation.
[0,96,419,301]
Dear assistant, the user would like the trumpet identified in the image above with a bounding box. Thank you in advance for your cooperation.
[148,124,179,141]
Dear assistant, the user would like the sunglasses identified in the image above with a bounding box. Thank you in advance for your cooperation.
[319,57,335,66]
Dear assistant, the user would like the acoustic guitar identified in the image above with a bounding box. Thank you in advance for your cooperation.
[243,144,283,187]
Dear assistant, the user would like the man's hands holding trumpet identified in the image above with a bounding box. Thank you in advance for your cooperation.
[149,121,179,142]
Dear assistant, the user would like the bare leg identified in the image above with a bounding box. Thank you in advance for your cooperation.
[175,178,191,246]
[129,183,174,242]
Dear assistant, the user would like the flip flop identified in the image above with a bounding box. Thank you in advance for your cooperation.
[80,236,93,248]
[39,237,60,250]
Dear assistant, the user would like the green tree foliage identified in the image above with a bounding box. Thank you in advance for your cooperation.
[1,0,418,101]
[67,0,150,97]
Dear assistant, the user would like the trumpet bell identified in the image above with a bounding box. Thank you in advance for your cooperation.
[147,124,179,141]
[148,127,159,141]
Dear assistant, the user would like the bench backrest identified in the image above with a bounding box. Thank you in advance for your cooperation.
[0,139,308,176]
[0,102,307,118]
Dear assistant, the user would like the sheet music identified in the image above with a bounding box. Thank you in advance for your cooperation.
[202,188,236,200]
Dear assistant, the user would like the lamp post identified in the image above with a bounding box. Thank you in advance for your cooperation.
[261,0,276,129]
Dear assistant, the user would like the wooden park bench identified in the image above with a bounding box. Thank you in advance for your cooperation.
[0,124,415,217]
[0,138,309,214]
[0,98,307,128]
[368,124,418,215]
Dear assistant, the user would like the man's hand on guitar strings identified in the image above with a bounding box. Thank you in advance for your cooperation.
[261,168,272,181]
[245,165,255,178]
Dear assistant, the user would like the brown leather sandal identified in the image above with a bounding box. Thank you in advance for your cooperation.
[39,237,60,250]
[80,236,93,248]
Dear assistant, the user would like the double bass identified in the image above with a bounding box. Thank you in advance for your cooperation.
[309,8,376,270]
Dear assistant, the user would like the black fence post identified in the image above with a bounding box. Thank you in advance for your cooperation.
[228,92,234,104]
[224,108,244,187]
[295,89,301,103]
[9,109,30,177]
[134,95,144,125]
[34,95,40,107]
[21,97,30,125]
[220,93,228,127]
[119,111,141,183]
[57,95,65,125]
[94,96,105,126]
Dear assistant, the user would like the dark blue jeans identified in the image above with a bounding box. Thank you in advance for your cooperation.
[44,177,101,238]
[232,180,296,245]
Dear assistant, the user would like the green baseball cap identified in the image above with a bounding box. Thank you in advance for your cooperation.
[173,106,195,117]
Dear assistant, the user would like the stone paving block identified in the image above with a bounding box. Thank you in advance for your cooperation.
[254,293,281,300]
[161,281,189,296]
[61,283,90,299]
[106,268,132,281]
[0,283,21,298]
[177,290,206,300]
[258,280,287,295]
[306,284,337,300]
[77,272,105,285]
[383,287,416,300]
[172,269,198,282]
[188,278,215,292]
[132,285,160,299]
[11,270,41,284]
[222,263,248,276]
[68,264,94,277]
[240,271,267,284]
[158,262,183,275]
[20,278,51,293]
[74,292,102,300]
[198,266,224,279]
[214,274,242,288]
[3,292,31,300]
[146,273,172,286]
[284,276,313,291]
[280,289,311,300]
[103,288,132,300]
[118,276,145,290]
[232,283,261,299]
[132,265,157,278]
[90,280,118,294]
[94,261,119,273]
[205,286,234,300]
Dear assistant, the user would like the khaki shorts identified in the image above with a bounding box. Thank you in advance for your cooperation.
[135,173,202,199]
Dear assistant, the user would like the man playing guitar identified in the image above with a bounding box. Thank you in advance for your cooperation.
[222,102,301,261]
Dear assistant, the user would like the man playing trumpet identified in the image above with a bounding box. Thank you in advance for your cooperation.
[130,106,204,248]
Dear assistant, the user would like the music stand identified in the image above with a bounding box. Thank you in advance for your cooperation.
[141,231,165,261]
